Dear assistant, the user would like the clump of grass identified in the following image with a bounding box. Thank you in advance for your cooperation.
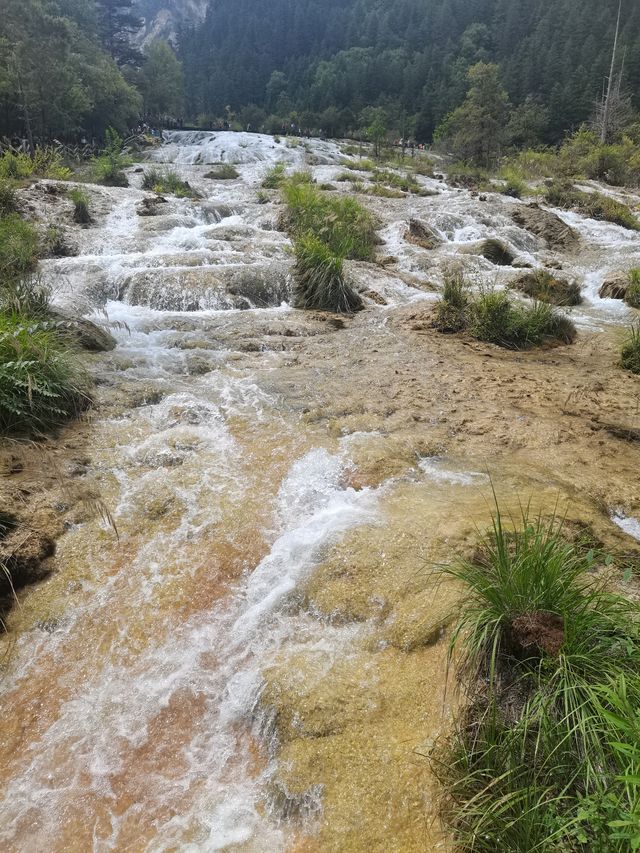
[413,156,435,177]
[0,313,90,435]
[543,181,640,231]
[498,166,527,199]
[341,158,376,172]
[204,163,240,180]
[621,324,640,374]
[262,163,287,189]
[0,274,51,316]
[371,169,420,193]
[68,188,92,225]
[433,271,576,349]
[435,505,640,853]
[0,181,17,217]
[141,168,197,198]
[433,268,469,333]
[512,269,582,306]
[446,162,491,190]
[0,215,39,281]
[0,147,72,181]
[292,234,363,314]
[368,184,405,198]
[625,269,640,309]
[281,179,377,261]
[92,128,130,187]
[256,190,270,205]
[470,289,576,348]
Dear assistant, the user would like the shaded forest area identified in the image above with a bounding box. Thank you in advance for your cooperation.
[179,0,640,142]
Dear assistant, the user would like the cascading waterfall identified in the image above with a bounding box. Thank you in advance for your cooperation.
[1,131,639,852]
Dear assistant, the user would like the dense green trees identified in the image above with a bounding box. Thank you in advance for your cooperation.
[137,40,184,119]
[178,0,640,143]
[0,1,184,141]
[0,0,141,139]
[435,63,510,166]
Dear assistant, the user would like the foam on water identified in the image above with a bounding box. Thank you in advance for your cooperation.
[612,512,640,541]
[419,457,489,487]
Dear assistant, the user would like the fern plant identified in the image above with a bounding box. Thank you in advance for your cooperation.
[0,314,90,435]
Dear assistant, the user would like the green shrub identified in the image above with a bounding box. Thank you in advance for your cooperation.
[204,163,240,180]
[0,152,33,180]
[436,506,640,853]
[92,128,130,187]
[543,181,640,230]
[413,156,435,177]
[625,269,640,309]
[0,313,90,435]
[262,163,287,189]
[0,215,39,281]
[293,234,363,314]
[281,180,377,260]
[31,148,72,180]
[512,269,583,306]
[498,166,527,198]
[0,181,17,217]
[621,324,640,374]
[68,188,91,225]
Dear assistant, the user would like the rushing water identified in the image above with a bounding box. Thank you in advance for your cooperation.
[1,132,639,851]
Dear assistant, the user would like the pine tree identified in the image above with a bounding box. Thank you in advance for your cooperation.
[96,0,144,67]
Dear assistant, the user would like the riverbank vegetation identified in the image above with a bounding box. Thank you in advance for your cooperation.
[436,506,640,852]
[0,181,91,436]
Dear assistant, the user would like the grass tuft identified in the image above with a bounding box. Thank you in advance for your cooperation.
[281,179,377,261]
[0,215,39,281]
[512,269,582,306]
[621,324,640,374]
[436,504,640,852]
[625,269,640,309]
[293,234,363,314]
[68,188,92,225]
[0,311,90,435]
[141,168,198,198]
[262,163,287,189]
[204,163,240,180]
[433,271,576,349]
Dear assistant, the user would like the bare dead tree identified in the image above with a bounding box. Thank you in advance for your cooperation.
[599,0,623,143]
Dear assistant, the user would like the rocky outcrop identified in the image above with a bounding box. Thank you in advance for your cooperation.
[511,203,578,251]
[136,195,168,217]
[512,270,582,306]
[51,310,117,351]
[599,272,629,300]
[404,218,441,250]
